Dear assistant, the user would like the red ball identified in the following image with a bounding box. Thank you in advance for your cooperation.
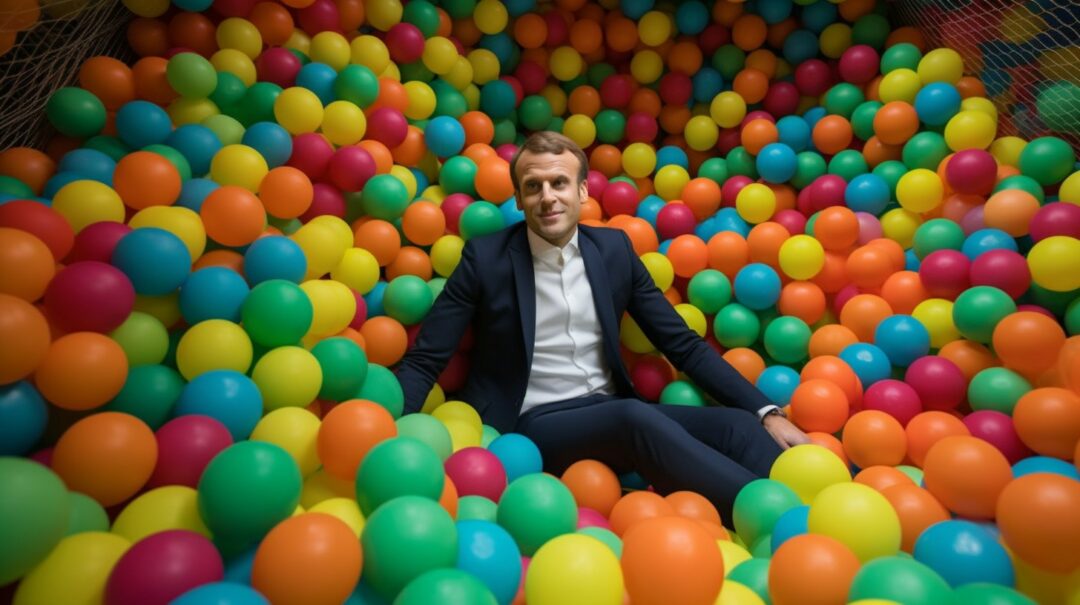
[717,128,742,155]
[631,354,674,402]
[288,133,335,181]
[438,349,470,392]
[626,112,659,143]
[721,175,753,208]
[794,59,833,96]
[106,530,224,605]
[587,170,609,200]
[300,183,347,221]
[600,74,634,109]
[773,209,807,235]
[256,47,301,88]
[297,0,341,34]
[68,221,131,264]
[918,249,971,300]
[495,143,517,163]
[1029,202,1080,242]
[968,249,1030,299]
[838,45,879,84]
[514,61,548,96]
[148,415,233,488]
[698,23,730,56]
[440,193,473,234]
[962,410,1032,464]
[0,200,74,261]
[763,81,800,117]
[656,203,697,240]
[544,11,569,46]
[659,73,693,106]
[444,446,508,501]
[904,355,967,412]
[602,181,639,217]
[386,23,425,64]
[327,146,376,192]
[862,379,922,427]
[44,261,136,333]
[810,175,847,212]
[945,149,996,195]
[366,107,409,148]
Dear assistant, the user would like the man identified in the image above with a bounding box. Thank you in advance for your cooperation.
[397,131,809,522]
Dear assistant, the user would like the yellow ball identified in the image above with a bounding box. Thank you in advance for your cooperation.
[1028,236,1080,292]
[12,533,130,605]
[211,48,257,86]
[878,68,922,104]
[167,97,219,125]
[880,208,922,249]
[622,142,657,179]
[309,498,366,537]
[468,48,501,84]
[442,418,482,452]
[350,35,390,74]
[735,182,777,224]
[960,96,998,122]
[911,298,960,349]
[463,83,481,111]
[251,407,322,476]
[284,29,311,55]
[422,37,459,75]
[630,49,664,84]
[654,164,690,201]
[390,164,418,200]
[300,279,356,338]
[307,215,353,252]
[563,114,597,149]
[332,248,381,294]
[431,399,482,427]
[715,581,766,605]
[380,61,401,81]
[300,469,354,508]
[445,56,475,90]
[769,444,851,504]
[541,84,568,116]
[473,0,508,34]
[675,303,707,338]
[526,534,624,605]
[129,206,206,260]
[401,82,435,122]
[896,168,944,213]
[717,541,753,576]
[684,115,719,152]
[176,319,253,380]
[111,486,209,542]
[550,46,584,82]
[121,0,167,17]
[640,251,675,291]
[292,221,350,280]
[274,87,325,135]
[216,17,262,59]
[321,100,366,146]
[366,0,403,31]
[638,11,672,47]
[620,314,656,354]
[419,382,447,415]
[711,91,747,128]
[819,23,852,59]
[917,48,964,84]
[1000,4,1045,44]
[944,110,996,151]
[310,31,350,71]
[990,136,1028,168]
[807,482,901,562]
[133,292,182,329]
[51,180,124,232]
[1060,170,1080,205]
[251,345,323,410]
[778,234,825,280]
[210,144,269,192]
[431,234,465,277]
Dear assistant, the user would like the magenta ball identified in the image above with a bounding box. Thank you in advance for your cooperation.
[918,249,971,299]
[586,170,609,200]
[960,205,986,235]
[796,186,813,215]
[1029,202,1080,242]
[656,203,697,240]
[349,289,368,329]
[297,0,340,34]
[495,144,517,163]
[659,72,692,106]
[794,59,832,96]
[904,355,967,412]
[599,74,634,109]
[833,283,860,316]
[148,415,233,489]
[743,111,775,126]
[625,112,659,143]
[810,175,846,211]
[863,379,923,426]
[1016,304,1057,320]
[968,249,1030,299]
[515,62,547,95]
[287,133,335,181]
[839,45,880,84]
[386,23,425,64]
[577,507,612,530]
[256,47,302,88]
[855,211,883,244]
[300,183,346,221]
[444,447,508,502]
[366,107,408,148]
[721,175,753,209]
[327,145,376,192]
[43,261,135,333]
[945,149,997,195]
[67,221,132,265]
[962,410,1032,464]
[543,11,568,45]
[601,181,638,217]
[105,530,224,605]
[631,356,673,402]
[773,209,807,235]
[763,81,800,117]
[441,193,473,235]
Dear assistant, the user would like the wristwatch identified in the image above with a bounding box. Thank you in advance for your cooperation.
[760,406,787,423]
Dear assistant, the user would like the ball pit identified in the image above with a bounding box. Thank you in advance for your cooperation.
[0,0,1079,601]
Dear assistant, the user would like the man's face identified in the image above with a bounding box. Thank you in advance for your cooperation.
[514,150,587,248]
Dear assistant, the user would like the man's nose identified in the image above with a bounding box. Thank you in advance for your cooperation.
[540,181,556,201]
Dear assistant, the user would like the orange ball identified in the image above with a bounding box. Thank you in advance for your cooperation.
[733,68,770,104]
[862,136,903,168]
[810,250,849,294]
[259,166,314,219]
[0,293,50,384]
[905,410,970,468]
[992,311,1066,379]
[747,221,790,270]
[801,355,863,411]
[808,325,859,358]
[589,144,623,178]
[462,143,496,166]
[568,86,602,118]
[317,399,397,482]
[390,126,427,167]
[167,12,218,58]
[665,490,722,527]
[839,294,894,343]
[0,227,54,302]
[996,473,1080,574]
[605,17,638,53]
[569,18,602,54]
[52,411,157,507]
[194,249,244,273]
[879,270,930,315]
[723,347,766,384]
[666,234,708,278]
[807,432,848,466]
[358,316,407,366]
[938,339,998,382]
[842,410,907,468]
[880,484,950,553]
[707,231,749,280]
[127,17,169,58]
[621,216,659,256]
[845,244,894,289]
[666,41,703,76]
[658,105,691,136]
[252,513,363,605]
[401,201,446,247]
[249,1,295,46]
[922,435,1012,519]
[201,185,266,247]
[371,78,408,113]
[353,219,401,266]
[983,189,1040,237]
[132,56,176,105]
[813,207,859,252]
[740,118,778,156]
[357,140,393,174]
[853,465,913,493]
[621,516,725,605]
[560,459,623,518]
[35,331,128,411]
[608,490,675,537]
[461,111,495,147]
[811,115,853,156]
[0,147,56,196]
[513,13,548,49]
[768,534,861,605]
[628,87,662,117]
[439,474,459,518]
[78,56,135,111]
[732,14,766,51]
[790,379,850,434]
[873,101,920,145]
[778,281,826,325]
[475,158,514,203]
[1012,387,1080,460]
[681,178,722,222]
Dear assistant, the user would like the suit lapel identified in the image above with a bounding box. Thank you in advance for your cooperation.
[509,225,536,370]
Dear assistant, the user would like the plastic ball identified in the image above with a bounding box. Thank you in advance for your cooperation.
[996,473,1080,574]
[0,457,71,584]
[497,473,577,556]
[12,532,132,605]
[769,445,851,505]
[922,435,1011,519]
[106,530,223,605]
[525,533,622,605]
[1018,136,1075,187]
[778,235,824,280]
[944,110,996,151]
[361,495,457,601]
[1027,236,1080,292]
[913,82,961,127]
[808,482,901,563]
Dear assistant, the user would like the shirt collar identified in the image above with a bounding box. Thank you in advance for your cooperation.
[526,227,579,265]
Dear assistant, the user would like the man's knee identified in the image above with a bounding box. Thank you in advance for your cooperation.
[616,399,666,428]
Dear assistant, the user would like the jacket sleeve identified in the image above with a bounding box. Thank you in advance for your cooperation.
[395,239,481,415]
[620,232,772,414]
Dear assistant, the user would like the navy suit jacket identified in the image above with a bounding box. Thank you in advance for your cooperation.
[396,222,772,433]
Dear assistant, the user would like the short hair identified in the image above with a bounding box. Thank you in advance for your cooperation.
[509,131,589,192]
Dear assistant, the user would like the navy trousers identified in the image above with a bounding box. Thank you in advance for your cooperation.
[515,394,783,525]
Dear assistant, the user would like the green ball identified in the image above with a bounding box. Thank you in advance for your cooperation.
[595,109,626,144]
[587,63,616,88]
[399,61,434,84]
[824,83,865,119]
[519,95,553,132]
[660,380,707,406]
[895,465,924,485]
[104,364,184,430]
[764,316,811,364]
[1066,297,1080,336]
[439,156,478,196]
[197,440,302,547]
[334,65,380,108]
[433,85,468,119]
[698,158,729,184]
[712,44,746,80]
[481,424,500,447]
[496,473,577,556]
[428,276,447,300]
[578,526,622,557]
[143,143,193,181]
[459,201,505,239]
[65,491,109,536]
[903,131,949,170]
[967,367,1031,414]
[1036,81,1080,134]
[210,71,246,110]
[241,279,313,347]
[356,364,405,418]
[312,337,368,402]
[356,437,444,516]
[828,149,869,182]
[951,583,1037,605]
[873,160,908,200]
[848,556,952,605]
[727,558,771,604]
[750,534,773,557]
[361,495,457,601]
[383,275,435,325]
[714,303,761,348]
[545,116,565,134]
[237,82,282,126]
[396,413,452,461]
[880,43,922,73]
[46,87,106,138]
[852,14,891,49]
[913,218,966,258]
[402,0,440,37]
[851,101,883,141]
[952,286,1016,343]
[688,269,732,314]
[0,176,33,198]
[83,136,131,162]
[993,175,1045,203]
[792,151,827,189]
[0,458,71,585]
[492,118,518,147]
[362,174,410,220]
[1018,136,1076,186]
[397,568,497,605]
[106,307,167,365]
[732,478,801,547]
[441,0,476,18]
[167,52,218,98]
[727,147,759,179]
[456,495,498,522]
[201,114,246,146]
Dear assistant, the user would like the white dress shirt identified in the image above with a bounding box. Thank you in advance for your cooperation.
[520,228,615,414]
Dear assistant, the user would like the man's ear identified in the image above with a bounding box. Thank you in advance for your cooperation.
[579,179,588,201]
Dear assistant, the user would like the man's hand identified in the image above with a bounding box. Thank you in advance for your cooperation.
[763,414,811,450]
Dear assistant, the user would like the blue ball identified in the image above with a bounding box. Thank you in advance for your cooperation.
[455,520,523,604]
[635,194,665,228]
[658,239,672,256]
[1013,456,1080,480]
[759,0,792,24]
[695,216,721,242]
[962,229,1018,261]
[656,146,689,170]
[500,198,525,224]
[295,62,339,106]
[243,235,307,284]
[409,167,429,197]
[904,249,921,271]
[478,32,517,70]
[173,582,268,605]
[479,80,516,121]
[503,0,535,17]
[0,381,47,456]
[692,67,725,104]
[874,314,930,367]
[222,547,256,584]
[242,122,293,168]
[43,172,86,198]
[734,263,782,310]
[782,29,819,65]
[57,148,116,185]
[364,280,388,317]
[111,227,192,296]
[166,124,222,178]
[839,343,892,387]
[714,207,751,237]
[801,0,838,33]
[487,433,543,482]
[425,116,467,158]
[770,504,809,552]
[177,177,220,212]
[175,370,263,441]
[172,0,212,10]
[913,520,1014,588]
[914,83,962,127]
[675,1,709,34]
[115,100,173,149]
[756,365,801,405]
[845,173,891,215]
[803,106,828,130]
[776,116,811,152]
[180,267,251,324]
[757,143,798,184]
[620,0,654,20]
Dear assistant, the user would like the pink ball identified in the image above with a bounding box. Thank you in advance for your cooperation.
[855,212,883,244]
[495,144,517,163]
[67,221,131,264]
[968,249,1030,299]
[44,261,135,333]
[863,379,922,426]
[740,111,775,130]
[297,0,340,34]
[148,415,233,489]
[1015,304,1056,320]
[810,175,846,211]
[577,507,612,530]
[918,249,971,299]
[959,205,986,235]
[962,410,1032,464]
[659,72,692,106]
[839,45,880,84]
[300,183,347,221]
[717,128,741,155]
[514,61,547,96]
[656,203,697,240]
[945,149,997,195]
[794,59,833,96]
[721,175,753,209]
[763,81,799,117]
[441,193,473,235]
[833,283,860,316]
[386,23,425,64]
[1029,202,1080,242]
[288,133,334,181]
[904,355,966,412]
[773,209,807,235]
[105,530,223,605]
[796,186,813,215]
[349,289,368,329]
[599,74,634,109]
[626,112,659,143]
[366,108,408,149]
[256,47,302,88]
[586,170,609,200]
[327,146,376,192]
[631,355,673,402]
[601,181,638,217]
[444,447,508,502]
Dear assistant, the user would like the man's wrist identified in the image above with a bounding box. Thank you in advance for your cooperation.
[757,404,785,423]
